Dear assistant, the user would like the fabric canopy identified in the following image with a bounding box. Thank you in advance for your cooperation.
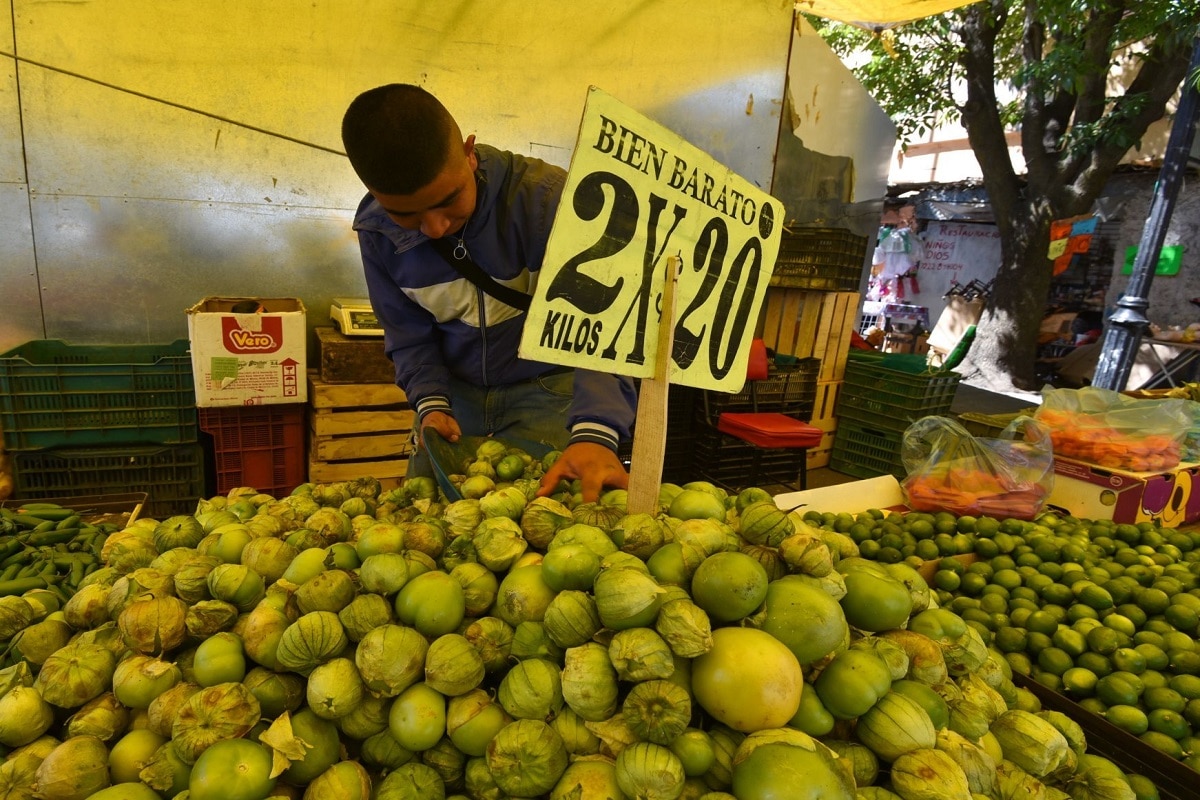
[794,0,974,27]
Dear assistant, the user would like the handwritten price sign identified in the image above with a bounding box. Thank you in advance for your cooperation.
[520,88,783,391]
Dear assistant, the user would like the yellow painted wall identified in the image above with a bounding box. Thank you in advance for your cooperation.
[0,2,890,352]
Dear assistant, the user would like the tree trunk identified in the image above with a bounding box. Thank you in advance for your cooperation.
[958,209,1054,393]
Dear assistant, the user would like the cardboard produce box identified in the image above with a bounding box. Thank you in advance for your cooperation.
[1045,455,1200,527]
[187,297,307,407]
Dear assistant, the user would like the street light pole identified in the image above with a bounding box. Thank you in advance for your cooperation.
[1093,36,1200,391]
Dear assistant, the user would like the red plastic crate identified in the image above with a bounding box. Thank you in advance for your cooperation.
[199,404,307,497]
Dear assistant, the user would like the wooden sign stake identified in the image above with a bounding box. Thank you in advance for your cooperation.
[626,255,681,516]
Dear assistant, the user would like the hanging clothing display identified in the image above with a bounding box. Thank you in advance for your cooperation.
[868,225,923,301]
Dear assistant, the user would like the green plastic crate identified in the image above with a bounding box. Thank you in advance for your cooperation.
[836,359,961,433]
[829,419,906,480]
[0,339,197,451]
[14,444,206,519]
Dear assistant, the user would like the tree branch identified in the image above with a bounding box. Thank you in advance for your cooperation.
[959,2,1022,233]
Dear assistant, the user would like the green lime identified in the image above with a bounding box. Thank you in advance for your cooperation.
[1141,670,1168,691]
[1105,704,1149,735]
[1186,699,1200,728]
[1111,647,1148,675]
[1139,730,1184,759]
[974,538,1000,559]
[992,569,1023,591]
[1169,674,1200,700]
[1040,583,1075,607]
[1137,588,1172,615]
[959,572,988,596]
[1026,632,1054,656]
[1103,614,1138,638]
[1052,628,1088,658]
[1162,631,1195,653]
[1097,674,1141,707]
[1143,686,1186,713]
[1170,650,1200,675]
[994,627,1028,654]
[1076,651,1114,678]
[1085,626,1122,656]
[1117,604,1150,628]
[1006,652,1033,677]
[1062,667,1099,697]
[933,570,961,592]
[1026,610,1060,637]
[1037,647,1075,676]
[1125,773,1161,800]
[1165,604,1199,632]
[1078,697,1108,716]
[1135,643,1170,671]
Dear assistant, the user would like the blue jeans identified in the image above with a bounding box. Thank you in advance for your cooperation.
[407,371,575,478]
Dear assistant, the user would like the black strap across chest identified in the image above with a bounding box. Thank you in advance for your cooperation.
[426,237,532,312]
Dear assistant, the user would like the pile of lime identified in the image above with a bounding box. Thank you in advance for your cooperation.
[800,508,1200,770]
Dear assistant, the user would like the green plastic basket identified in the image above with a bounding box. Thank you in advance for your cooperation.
[829,419,906,480]
[836,360,961,432]
[0,339,196,451]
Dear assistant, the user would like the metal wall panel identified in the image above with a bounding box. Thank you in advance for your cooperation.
[0,184,41,347]
[30,194,361,345]
[2,1,797,352]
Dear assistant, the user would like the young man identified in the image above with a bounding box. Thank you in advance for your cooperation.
[341,84,637,502]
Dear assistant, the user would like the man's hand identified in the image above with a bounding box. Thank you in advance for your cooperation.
[536,442,628,503]
[420,411,461,445]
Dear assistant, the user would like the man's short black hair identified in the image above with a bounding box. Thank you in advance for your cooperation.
[342,84,458,194]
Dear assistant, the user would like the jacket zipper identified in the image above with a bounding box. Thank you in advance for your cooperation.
[455,236,489,384]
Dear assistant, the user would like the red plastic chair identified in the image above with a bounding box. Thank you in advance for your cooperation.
[709,338,823,491]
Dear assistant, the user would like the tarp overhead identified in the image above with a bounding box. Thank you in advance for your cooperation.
[795,0,971,27]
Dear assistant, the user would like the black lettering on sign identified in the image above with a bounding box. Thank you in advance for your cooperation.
[600,193,688,365]
[708,237,764,380]
[593,115,668,180]
[672,217,728,369]
[545,171,638,314]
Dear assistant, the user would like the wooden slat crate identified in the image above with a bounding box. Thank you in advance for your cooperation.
[806,379,842,470]
[761,290,859,383]
[307,372,413,488]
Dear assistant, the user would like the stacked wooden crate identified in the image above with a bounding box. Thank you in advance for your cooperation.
[308,327,412,489]
[760,287,863,470]
[757,226,868,471]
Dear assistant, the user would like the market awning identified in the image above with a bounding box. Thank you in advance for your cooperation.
[794,0,972,27]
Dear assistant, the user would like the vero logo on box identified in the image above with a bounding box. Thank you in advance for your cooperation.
[221,316,283,353]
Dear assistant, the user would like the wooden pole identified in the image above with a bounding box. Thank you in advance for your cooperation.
[625,255,680,516]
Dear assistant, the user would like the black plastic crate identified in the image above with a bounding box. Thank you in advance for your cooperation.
[14,444,207,519]
[690,423,806,490]
[702,358,820,420]
[769,227,869,291]
[829,419,906,480]
[0,339,197,451]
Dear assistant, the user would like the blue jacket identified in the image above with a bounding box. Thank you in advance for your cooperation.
[353,144,637,450]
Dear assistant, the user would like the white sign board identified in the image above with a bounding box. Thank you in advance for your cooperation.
[520,87,784,392]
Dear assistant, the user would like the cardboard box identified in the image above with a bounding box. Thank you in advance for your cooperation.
[1045,456,1200,527]
[188,297,307,407]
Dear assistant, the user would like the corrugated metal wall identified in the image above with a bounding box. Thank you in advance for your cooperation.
[0,0,822,353]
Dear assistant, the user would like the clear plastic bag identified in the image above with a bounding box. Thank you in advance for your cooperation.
[1035,386,1192,472]
[901,415,1054,520]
